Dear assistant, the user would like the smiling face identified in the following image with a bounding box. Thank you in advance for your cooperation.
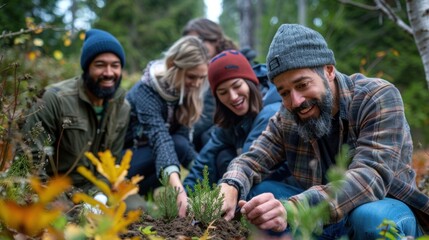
[85,52,122,105]
[215,78,250,116]
[273,66,338,141]
[184,63,208,93]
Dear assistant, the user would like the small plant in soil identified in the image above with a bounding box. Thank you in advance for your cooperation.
[186,165,224,227]
[155,170,180,221]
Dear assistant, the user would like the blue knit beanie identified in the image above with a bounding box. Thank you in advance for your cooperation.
[266,24,335,81]
[80,29,125,71]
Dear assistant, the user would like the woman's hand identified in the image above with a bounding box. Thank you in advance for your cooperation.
[169,172,187,217]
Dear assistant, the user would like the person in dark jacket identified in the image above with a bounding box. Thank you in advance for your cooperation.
[219,24,429,239]
[182,18,238,152]
[124,36,210,217]
[21,29,130,209]
[184,50,281,189]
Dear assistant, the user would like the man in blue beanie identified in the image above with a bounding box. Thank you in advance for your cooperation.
[22,29,135,211]
[218,24,429,239]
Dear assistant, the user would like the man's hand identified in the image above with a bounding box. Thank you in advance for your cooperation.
[169,172,187,217]
[220,183,238,221]
[238,193,287,232]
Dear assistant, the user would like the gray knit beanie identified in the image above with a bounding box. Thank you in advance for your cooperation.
[266,24,335,81]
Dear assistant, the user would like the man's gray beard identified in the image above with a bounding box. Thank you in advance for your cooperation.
[293,85,333,142]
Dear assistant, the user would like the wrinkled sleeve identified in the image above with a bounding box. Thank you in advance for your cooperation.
[133,88,180,177]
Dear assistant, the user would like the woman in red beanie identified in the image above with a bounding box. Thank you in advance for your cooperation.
[184,50,282,190]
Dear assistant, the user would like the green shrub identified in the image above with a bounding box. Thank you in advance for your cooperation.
[186,165,224,226]
[154,171,180,221]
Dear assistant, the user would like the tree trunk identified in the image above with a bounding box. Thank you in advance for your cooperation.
[405,0,429,90]
[297,0,307,26]
[237,0,254,49]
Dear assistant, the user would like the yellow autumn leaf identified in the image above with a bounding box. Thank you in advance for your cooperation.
[85,202,140,239]
[72,192,110,214]
[390,48,400,57]
[109,180,140,206]
[30,176,72,204]
[199,220,217,240]
[34,27,43,34]
[53,50,63,60]
[27,51,37,61]
[84,150,135,188]
[79,32,86,40]
[109,203,141,234]
[116,150,133,180]
[376,51,386,58]
[64,38,71,47]
[98,150,118,181]
[131,174,144,185]
[76,166,111,195]
[85,151,116,182]
[33,38,44,47]
[0,200,62,237]
[25,17,34,26]
[14,36,28,45]
[63,223,86,239]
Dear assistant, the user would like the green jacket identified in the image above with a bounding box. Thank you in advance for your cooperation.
[23,76,130,190]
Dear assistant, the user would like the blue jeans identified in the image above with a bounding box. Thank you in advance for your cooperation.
[125,134,194,196]
[248,180,423,239]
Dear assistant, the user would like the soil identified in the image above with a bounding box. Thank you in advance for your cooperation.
[122,214,249,240]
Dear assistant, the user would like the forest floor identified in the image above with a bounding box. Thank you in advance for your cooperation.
[122,214,250,239]
[116,149,429,240]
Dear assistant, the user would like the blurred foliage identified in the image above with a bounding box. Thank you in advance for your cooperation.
[90,0,205,73]
[403,81,429,144]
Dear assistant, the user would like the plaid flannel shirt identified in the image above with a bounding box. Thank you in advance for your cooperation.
[221,71,429,227]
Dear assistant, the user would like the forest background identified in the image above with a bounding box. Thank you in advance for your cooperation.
[1,0,429,149]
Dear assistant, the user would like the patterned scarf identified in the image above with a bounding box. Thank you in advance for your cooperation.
[141,60,179,126]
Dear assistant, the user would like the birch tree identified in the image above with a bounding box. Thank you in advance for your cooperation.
[340,0,429,89]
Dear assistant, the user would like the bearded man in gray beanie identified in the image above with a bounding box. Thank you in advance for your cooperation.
[22,29,131,209]
[218,24,428,239]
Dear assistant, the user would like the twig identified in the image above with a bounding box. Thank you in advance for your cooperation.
[339,0,412,35]
[0,26,68,40]
[338,0,378,10]
[374,0,412,34]
[0,28,43,39]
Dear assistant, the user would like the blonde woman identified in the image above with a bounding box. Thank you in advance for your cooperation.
[182,18,239,152]
[124,36,210,217]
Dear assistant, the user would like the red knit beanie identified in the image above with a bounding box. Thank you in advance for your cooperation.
[208,50,259,94]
